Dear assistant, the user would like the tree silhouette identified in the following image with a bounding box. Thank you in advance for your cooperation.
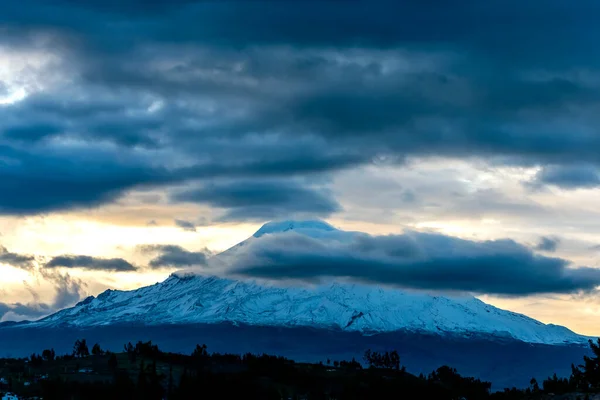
[134,341,160,359]
[363,349,401,370]
[192,344,208,358]
[543,373,571,394]
[529,377,540,393]
[29,353,43,366]
[73,339,90,357]
[42,348,56,361]
[124,342,137,363]
[92,343,104,356]
[578,338,600,389]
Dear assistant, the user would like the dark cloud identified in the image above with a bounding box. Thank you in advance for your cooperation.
[140,244,209,268]
[1,0,600,218]
[1,93,164,147]
[0,245,35,269]
[227,231,600,296]
[2,1,598,60]
[181,151,367,180]
[0,91,361,215]
[0,143,173,215]
[173,180,341,221]
[174,219,197,232]
[531,165,600,189]
[2,123,63,142]
[45,255,137,272]
[535,236,561,252]
[0,302,51,321]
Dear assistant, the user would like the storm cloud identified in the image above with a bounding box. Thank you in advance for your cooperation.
[140,244,209,268]
[226,231,600,296]
[45,255,137,272]
[532,165,600,189]
[0,143,173,215]
[0,0,600,217]
[173,180,341,221]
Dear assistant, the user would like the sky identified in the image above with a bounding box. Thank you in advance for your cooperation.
[2,1,600,335]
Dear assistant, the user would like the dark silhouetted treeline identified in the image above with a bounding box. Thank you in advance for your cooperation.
[3,338,600,399]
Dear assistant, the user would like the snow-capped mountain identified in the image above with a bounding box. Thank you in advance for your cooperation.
[252,220,340,238]
[28,220,587,346]
[217,219,357,258]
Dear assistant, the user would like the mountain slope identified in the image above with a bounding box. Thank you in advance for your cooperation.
[26,220,587,346]
[32,272,585,345]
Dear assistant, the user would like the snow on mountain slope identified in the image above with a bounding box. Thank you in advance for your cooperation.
[252,220,338,238]
[27,220,588,346]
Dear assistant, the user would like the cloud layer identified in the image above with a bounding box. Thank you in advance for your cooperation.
[532,165,600,189]
[140,244,209,268]
[1,0,600,217]
[225,231,600,296]
[45,255,137,272]
[0,245,35,269]
[0,264,86,322]
[173,180,341,221]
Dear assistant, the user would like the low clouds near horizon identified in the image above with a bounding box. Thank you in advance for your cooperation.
[0,246,35,270]
[5,227,599,298]
[45,255,137,272]
[0,269,86,322]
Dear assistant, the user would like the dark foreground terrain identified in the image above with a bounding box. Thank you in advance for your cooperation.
[1,337,600,400]
[0,323,591,390]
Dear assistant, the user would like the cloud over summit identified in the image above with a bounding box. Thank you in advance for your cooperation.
[225,230,600,296]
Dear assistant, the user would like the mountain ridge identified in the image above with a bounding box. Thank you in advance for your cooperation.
[26,273,587,345]
[10,219,592,347]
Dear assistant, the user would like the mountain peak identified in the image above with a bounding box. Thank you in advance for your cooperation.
[252,219,337,238]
